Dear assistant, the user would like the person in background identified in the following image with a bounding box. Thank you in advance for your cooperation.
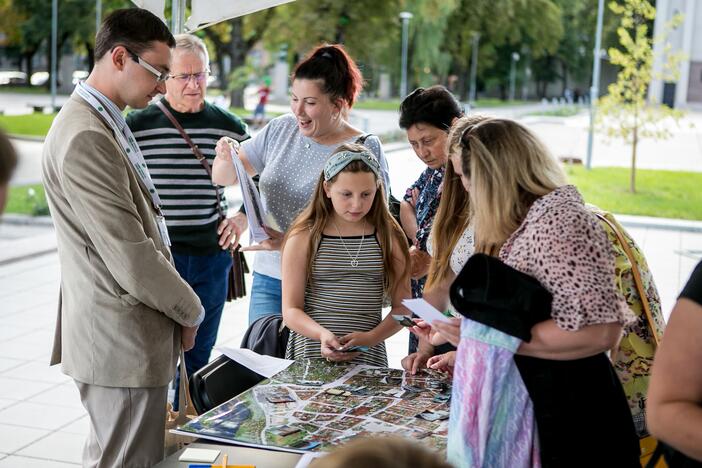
[397,85,463,355]
[42,9,203,466]
[282,144,410,367]
[126,33,249,410]
[647,259,702,462]
[0,129,18,213]
[213,44,391,326]
[253,77,271,128]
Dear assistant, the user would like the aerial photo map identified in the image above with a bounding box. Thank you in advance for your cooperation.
[174,358,452,454]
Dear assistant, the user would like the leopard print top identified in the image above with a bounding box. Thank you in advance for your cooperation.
[499,185,635,331]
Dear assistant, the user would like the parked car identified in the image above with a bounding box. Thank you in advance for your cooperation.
[0,71,28,85]
[72,70,88,85]
[30,71,49,86]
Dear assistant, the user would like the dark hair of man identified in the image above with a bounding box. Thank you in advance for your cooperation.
[0,130,18,185]
[292,44,363,108]
[399,85,464,131]
[94,8,175,61]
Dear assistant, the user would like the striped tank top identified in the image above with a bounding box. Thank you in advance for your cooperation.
[285,233,388,367]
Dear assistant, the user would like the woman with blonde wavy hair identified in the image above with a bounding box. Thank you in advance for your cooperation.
[429,117,641,467]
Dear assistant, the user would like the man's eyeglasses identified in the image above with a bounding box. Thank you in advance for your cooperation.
[168,71,210,85]
[125,48,169,83]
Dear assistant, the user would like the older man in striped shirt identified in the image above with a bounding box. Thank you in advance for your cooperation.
[127,33,249,409]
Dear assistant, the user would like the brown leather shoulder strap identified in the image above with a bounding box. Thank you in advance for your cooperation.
[594,212,661,346]
[155,100,224,219]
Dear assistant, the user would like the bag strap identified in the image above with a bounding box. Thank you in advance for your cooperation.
[594,212,661,347]
[176,347,198,421]
[155,100,226,221]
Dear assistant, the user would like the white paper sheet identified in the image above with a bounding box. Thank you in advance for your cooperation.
[294,452,326,468]
[178,447,220,463]
[231,147,270,243]
[216,346,294,378]
[402,298,452,325]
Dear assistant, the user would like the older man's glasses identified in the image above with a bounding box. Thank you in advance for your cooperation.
[125,48,169,83]
[169,71,210,85]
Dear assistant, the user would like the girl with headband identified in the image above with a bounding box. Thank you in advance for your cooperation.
[281,143,411,366]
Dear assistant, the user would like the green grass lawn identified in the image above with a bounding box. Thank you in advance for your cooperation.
[6,183,49,215]
[0,113,57,137]
[354,98,535,111]
[355,99,403,111]
[566,166,702,220]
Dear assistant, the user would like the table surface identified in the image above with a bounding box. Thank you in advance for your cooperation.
[156,442,302,468]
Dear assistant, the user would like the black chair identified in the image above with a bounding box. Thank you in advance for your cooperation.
[189,354,265,414]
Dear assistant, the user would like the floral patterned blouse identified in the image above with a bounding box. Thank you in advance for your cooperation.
[404,166,444,298]
[499,185,636,331]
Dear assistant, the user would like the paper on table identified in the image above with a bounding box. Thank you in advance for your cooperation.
[178,447,220,462]
[294,452,326,468]
[230,147,269,243]
[216,346,294,378]
[402,298,452,325]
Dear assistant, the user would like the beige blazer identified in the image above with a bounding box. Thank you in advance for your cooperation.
[42,94,202,388]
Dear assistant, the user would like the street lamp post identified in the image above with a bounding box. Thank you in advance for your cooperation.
[468,32,480,106]
[96,0,102,35]
[509,52,520,102]
[50,0,58,111]
[586,0,605,170]
[399,11,413,98]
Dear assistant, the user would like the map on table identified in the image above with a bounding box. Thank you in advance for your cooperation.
[172,358,452,454]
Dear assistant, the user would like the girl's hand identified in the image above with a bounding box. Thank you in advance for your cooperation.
[320,330,356,362]
[432,318,462,347]
[427,351,456,374]
[339,331,375,349]
[215,137,239,162]
[241,226,284,252]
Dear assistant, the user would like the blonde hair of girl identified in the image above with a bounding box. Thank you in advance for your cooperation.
[285,143,409,295]
[425,114,489,290]
[449,117,567,256]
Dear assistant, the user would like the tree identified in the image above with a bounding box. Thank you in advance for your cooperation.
[262,0,401,96]
[443,0,563,100]
[597,0,684,193]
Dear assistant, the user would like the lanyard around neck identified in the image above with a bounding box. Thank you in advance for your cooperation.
[74,82,163,215]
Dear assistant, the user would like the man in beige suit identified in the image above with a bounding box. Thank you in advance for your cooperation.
[42,9,203,467]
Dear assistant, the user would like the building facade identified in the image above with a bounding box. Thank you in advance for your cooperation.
[650,0,702,108]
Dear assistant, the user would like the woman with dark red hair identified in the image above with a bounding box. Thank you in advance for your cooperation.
[213,44,390,325]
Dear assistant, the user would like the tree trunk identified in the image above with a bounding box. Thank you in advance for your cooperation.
[630,126,638,193]
[227,18,248,108]
[629,100,640,193]
[86,41,95,72]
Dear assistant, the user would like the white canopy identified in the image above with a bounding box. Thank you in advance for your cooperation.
[131,0,295,32]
